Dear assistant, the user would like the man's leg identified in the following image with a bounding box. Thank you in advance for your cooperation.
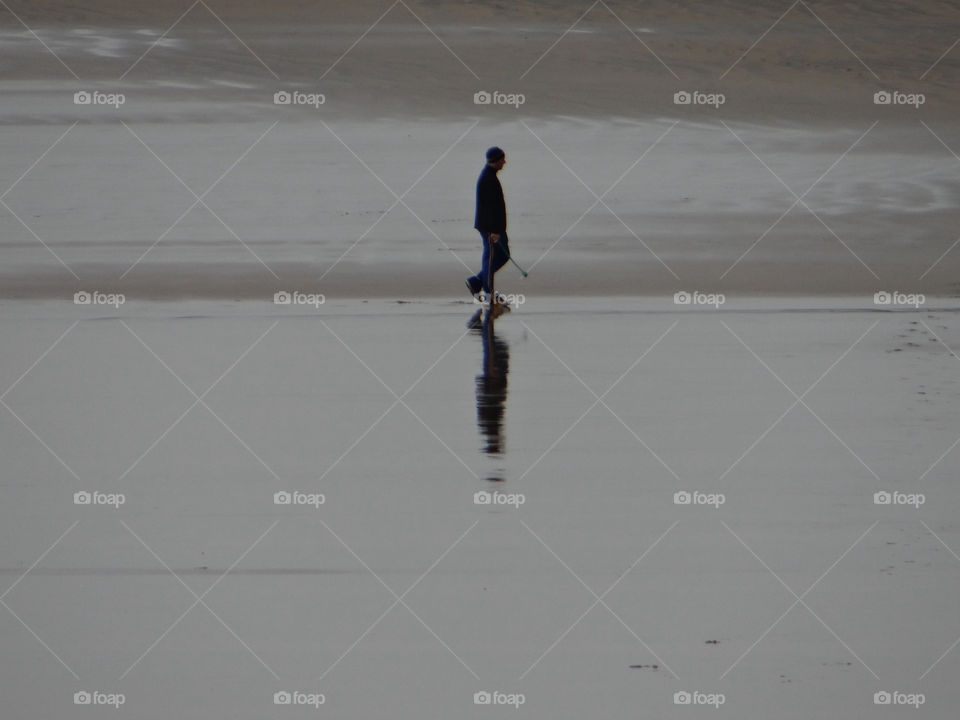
[490,232,510,277]
[466,232,490,295]
[478,232,493,294]
[482,233,497,293]
[484,233,510,297]
[480,233,510,295]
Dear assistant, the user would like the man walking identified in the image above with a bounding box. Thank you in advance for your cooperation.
[466,146,509,300]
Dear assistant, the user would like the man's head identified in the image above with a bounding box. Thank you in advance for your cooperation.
[486,146,506,171]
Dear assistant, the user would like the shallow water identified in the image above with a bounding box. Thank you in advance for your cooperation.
[1,297,959,717]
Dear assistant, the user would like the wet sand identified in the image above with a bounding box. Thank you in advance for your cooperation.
[1,117,958,300]
[2,298,960,718]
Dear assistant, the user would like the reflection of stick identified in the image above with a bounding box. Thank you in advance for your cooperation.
[508,255,528,277]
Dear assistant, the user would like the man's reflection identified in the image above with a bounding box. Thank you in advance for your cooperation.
[468,308,510,467]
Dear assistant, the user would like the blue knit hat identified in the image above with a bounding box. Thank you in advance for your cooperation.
[486,146,505,162]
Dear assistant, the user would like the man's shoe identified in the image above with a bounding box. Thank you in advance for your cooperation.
[466,279,481,297]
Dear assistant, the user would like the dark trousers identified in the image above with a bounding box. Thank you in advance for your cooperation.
[468,231,509,294]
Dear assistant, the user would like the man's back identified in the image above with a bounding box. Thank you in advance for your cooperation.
[474,164,506,234]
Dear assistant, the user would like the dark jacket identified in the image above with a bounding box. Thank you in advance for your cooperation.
[474,164,506,234]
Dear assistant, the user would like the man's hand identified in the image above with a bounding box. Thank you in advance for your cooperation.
[489,233,500,243]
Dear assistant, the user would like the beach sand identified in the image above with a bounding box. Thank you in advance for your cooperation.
[2,1,960,717]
